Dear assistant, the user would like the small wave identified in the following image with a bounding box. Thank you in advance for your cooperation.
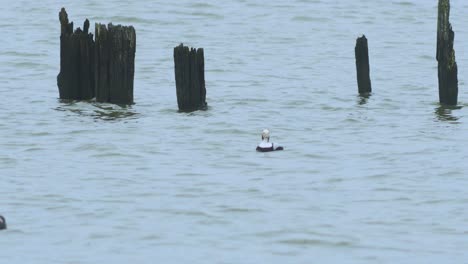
[277,238,353,247]
[140,234,161,240]
[218,205,264,213]
[190,12,223,20]
[292,15,330,22]
[0,157,17,166]
[23,147,44,152]
[90,152,142,159]
[162,209,210,217]
[295,0,322,3]
[416,199,452,205]
[88,232,115,239]
[11,61,48,68]
[393,1,415,6]
[1,51,47,58]
[99,16,156,24]
[189,3,216,9]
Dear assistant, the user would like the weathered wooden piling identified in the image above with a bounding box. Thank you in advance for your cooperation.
[437,0,458,105]
[0,215,6,230]
[57,8,95,100]
[355,35,372,94]
[173,44,207,112]
[95,23,136,104]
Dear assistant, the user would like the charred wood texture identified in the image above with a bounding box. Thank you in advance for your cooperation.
[437,0,458,105]
[174,44,207,112]
[95,23,136,104]
[57,8,94,100]
[355,35,372,94]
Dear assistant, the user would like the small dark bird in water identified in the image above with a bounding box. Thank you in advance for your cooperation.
[0,215,6,230]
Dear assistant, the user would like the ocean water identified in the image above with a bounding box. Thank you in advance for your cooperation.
[1,0,468,263]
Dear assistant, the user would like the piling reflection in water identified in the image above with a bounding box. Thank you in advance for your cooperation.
[55,101,139,121]
[92,104,139,121]
[357,93,371,105]
[434,105,461,123]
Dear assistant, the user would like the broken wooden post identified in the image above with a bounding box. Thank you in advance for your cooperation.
[437,0,458,105]
[355,35,372,94]
[57,8,95,100]
[173,44,207,112]
[95,23,136,104]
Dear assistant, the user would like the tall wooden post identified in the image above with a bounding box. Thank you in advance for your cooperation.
[437,0,458,105]
[95,23,136,104]
[57,8,95,100]
[173,44,207,112]
[355,35,372,94]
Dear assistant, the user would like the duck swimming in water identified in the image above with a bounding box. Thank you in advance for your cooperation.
[0,215,6,230]
[256,129,284,152]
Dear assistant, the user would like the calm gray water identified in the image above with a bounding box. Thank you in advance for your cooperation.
[1,0,468,263]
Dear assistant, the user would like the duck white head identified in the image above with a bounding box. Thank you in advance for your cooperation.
[261,129,270,142]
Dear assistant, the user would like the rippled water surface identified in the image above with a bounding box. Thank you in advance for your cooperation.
[2,0,468,263]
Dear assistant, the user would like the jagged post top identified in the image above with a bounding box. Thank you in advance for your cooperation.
[95,23,136,48]
[59,8,91,35]
[59,7,73,35]
[108,23,136,48]
[59,8,68,25]
[174,43,204,54]
[356,35,367,45]
[83,19,90,34]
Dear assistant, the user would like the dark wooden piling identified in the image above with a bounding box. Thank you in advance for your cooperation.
[57,8,95,100]
[437,0,458,105]
[0,215,6,230]
[173,44,207,112]
[95,23,136,104]
[355,35,372,94]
